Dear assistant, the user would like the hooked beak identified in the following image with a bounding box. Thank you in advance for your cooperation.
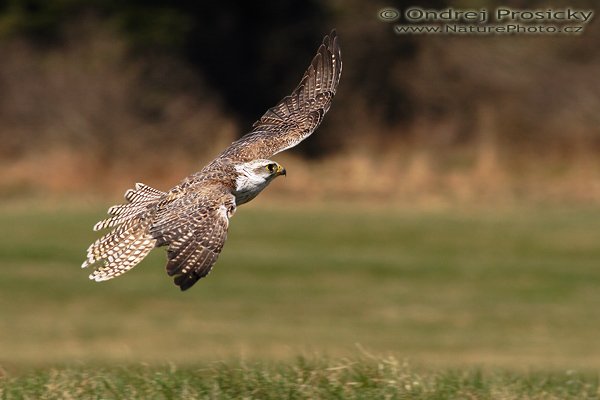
[277,165,287,176]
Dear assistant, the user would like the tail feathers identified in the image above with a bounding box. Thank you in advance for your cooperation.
[94,183,165,231]
[88,235,156,281]
[83,182,164,281]
[82,217,157,281]
[125,182,165,203]
[84,218,140,266]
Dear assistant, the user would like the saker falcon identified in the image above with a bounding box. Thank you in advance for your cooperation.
[82,30,342,290]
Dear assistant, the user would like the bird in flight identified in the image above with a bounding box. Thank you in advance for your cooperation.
[82,31,342,290]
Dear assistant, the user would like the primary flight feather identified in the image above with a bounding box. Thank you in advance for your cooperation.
[82,30,342,290]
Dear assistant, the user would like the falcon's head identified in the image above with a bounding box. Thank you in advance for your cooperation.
[233,159,286,205]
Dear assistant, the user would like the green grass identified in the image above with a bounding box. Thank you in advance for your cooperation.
[1,358,600,399]
[1,202,600,397]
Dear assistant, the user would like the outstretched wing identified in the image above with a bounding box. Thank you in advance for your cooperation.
[150,186,236,291]
[217,30,342,163]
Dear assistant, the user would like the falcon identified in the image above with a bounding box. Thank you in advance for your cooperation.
[82,30,342,290]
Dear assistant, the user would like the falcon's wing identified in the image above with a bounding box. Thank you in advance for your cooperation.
[217,30,342,162]
[150,187,235,291]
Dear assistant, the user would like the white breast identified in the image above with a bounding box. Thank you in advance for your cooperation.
[233,165,271,205]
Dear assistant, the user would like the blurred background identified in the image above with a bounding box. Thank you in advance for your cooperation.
[1,0,600,371]
[0,0,598,204]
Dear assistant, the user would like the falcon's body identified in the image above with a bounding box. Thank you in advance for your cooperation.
[82,31,342,290]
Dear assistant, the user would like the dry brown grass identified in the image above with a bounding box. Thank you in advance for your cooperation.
[4,131,600,207]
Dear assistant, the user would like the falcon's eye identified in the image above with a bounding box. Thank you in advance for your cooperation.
[266,163,277,173]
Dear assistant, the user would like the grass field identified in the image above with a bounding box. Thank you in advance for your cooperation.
[1,201,600,397]
[2,360,600,399]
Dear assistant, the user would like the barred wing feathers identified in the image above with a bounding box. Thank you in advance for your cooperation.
[150,187,236,291]
[217,30,342,162]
